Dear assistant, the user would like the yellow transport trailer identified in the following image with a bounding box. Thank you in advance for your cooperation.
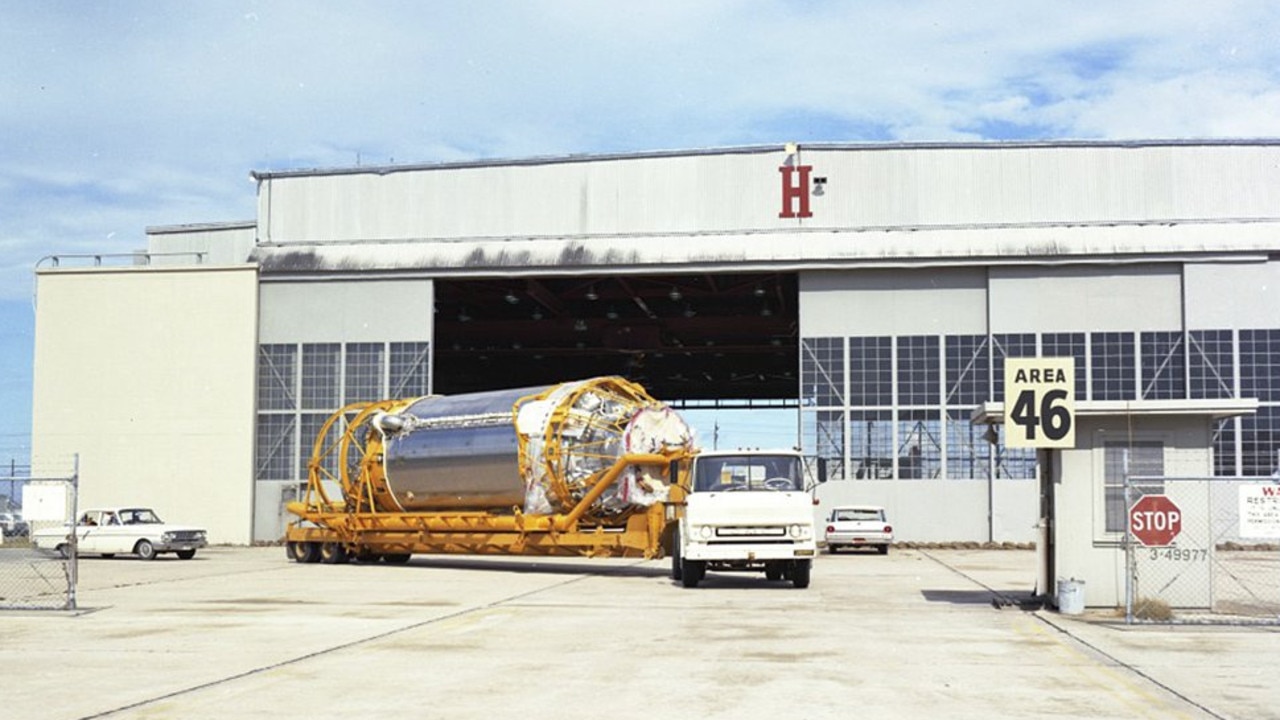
[283,376,695,564]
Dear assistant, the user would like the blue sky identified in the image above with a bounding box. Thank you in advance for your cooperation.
[3,1,1280,464]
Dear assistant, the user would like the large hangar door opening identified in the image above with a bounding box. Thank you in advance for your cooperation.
[433,273,798,403]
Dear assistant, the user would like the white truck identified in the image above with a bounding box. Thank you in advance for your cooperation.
[671,449,823,588]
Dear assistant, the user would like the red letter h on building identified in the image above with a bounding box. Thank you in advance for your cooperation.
[779,165,813,218]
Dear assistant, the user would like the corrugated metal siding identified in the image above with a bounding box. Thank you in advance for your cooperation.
[805,144,1280,228]
[255,143,1280,246]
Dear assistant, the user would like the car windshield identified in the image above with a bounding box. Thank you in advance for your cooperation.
[835,508,885,522]
[692,455,803,492]
[119,509,163,525]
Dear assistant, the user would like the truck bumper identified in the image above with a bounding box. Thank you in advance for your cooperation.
[685,542,817,562]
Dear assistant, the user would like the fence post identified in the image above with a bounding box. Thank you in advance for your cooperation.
[1124,475,1133,625]
[68,454,79,611]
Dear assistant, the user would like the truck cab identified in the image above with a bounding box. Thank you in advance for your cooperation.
[672,449,821,588]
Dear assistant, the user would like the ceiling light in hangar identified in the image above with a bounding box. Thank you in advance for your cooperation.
[433,273,799,402]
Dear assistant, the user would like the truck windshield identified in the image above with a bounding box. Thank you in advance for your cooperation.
[692,455,803,493]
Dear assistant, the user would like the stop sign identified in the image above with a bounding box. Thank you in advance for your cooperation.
[1129,495,1182,547]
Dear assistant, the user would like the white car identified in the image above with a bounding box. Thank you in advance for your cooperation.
[32,507,207,560]
[824,505,893,554]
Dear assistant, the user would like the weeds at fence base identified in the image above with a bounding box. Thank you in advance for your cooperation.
[1132,597,1174,621]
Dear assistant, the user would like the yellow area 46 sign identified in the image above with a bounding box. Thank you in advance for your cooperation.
[1004,358,1076,448]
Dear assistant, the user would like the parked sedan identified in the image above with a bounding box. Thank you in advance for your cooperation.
[32,507,207,560]
[824,505,893,554]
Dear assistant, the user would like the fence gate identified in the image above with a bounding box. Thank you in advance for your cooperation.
[0,463,79,611]
[1125,475,1280,625]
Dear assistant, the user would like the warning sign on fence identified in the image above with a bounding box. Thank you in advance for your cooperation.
[1239,484,1280,539]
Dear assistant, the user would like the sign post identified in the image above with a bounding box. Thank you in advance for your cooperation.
[1003,358,1076,449]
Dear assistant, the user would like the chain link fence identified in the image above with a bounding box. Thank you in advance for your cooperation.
[0,459,79,611]
[1125,475,1280,625]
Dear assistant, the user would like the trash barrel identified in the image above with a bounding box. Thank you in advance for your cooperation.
[1056,577,1085,615]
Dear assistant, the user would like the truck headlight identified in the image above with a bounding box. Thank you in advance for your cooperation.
[697,525,713,540]
[789,524,811,539]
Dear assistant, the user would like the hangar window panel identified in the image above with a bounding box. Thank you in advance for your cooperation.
[1189,330,1235,400]
[298,413,340,480]
[1103,441,1163,533]
[1091,332,1136,401]
[301,343,341,410]
[801,337,845,407]
[897,336,939,407]
[255,413,296,481]
[849,410,893,479]
[1140,332,1185,400]
[803,410,845,480]
[992,427,1037,479]
[344,342,386,403]
[1041,333,1087,398]
[1240,406,1280,476]
[991,334,1036,401]
[1213,418,1237,476]
[390,342,431,398]
[1239,329,1280,403]
[946,409,990,479]
[896,409,941,479]
[257,344,297,411]
[945,335,989,406]
[848,337,892,407]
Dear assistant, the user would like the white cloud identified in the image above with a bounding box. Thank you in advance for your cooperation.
[0,1,1278,300]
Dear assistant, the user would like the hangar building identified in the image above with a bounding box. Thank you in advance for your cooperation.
[31,141,1280,584]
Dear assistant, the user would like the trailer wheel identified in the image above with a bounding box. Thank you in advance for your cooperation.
[298,542,322,564]
[382,553,411,564]
[791,560,811,589]
[680,558,704,588]
[353,548,378,564]
[320,542,348,564]
[286,541,301,561]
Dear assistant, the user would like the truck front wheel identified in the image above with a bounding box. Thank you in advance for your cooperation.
[791,560,812,589]
[765,563,785,581]
[680,558,704,588]
[670,534,684,581]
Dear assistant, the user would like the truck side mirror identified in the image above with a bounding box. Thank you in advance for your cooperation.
[669,459,681,487]
[817,457,828,484]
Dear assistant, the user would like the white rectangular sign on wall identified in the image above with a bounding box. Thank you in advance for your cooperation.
[1239,484,1280,539]
[1003,357,1076,449]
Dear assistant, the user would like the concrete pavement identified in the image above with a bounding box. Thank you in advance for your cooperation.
[3,547,1276,719]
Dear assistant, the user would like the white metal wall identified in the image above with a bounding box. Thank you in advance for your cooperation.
[989,264,1182,333]
[31,267,259,545]
[256,143,1280,245]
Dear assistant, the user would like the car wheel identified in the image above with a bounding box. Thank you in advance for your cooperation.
[878,544,890,555]
[828,544,839,554]
[176,550,196,560]
[56,543,72,559]
[320,542,348,564]
[791,560,812,589]
[135,539,157,561]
